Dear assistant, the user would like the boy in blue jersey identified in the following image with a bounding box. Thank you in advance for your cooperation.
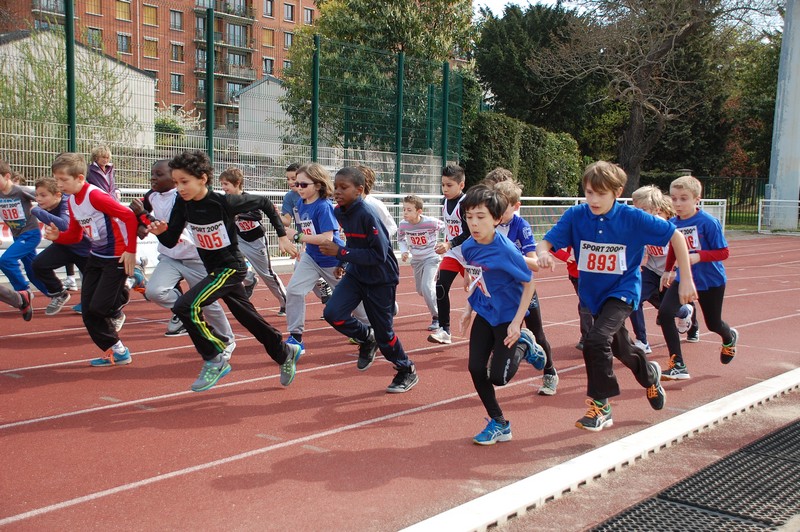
[319,166,418,393]
[536,161,697,432]
[658,175,736,380]
[458,185,538,445]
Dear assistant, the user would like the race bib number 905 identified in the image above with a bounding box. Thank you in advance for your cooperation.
[190,221,231,250]
[578,241,627,275]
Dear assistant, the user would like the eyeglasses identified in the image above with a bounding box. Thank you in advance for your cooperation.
[293,182,313,189]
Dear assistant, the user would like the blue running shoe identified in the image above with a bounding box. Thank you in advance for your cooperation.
[473,418,512,445]
[72,303,82,314]
[90,348,132,367]
[191,359,232,392]
[518,328,546,370]
[286,335,305,358]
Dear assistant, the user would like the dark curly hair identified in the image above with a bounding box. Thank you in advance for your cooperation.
[169,150,213,180]
[461,184,507,220]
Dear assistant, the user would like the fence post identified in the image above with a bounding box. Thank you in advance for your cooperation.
[65,0,76,152]
[311,34,320,162]
[394,51,404,196]
[205,8,215,162]
[426,83,434,151]
[440,61,450,163]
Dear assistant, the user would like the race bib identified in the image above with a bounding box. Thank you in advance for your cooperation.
[190,221,231,250]
[446,219,461,239]
[678,226,701,251]
[406,230,429,248]
[298,219,316,237]
[578,241,627,275]
[0,199,23,224]
[465,265,490,297]
[77,216,101,241]
[645,244,667,257]
[235,219,259,232]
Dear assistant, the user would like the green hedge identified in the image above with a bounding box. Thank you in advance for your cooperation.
[464,111,581,197]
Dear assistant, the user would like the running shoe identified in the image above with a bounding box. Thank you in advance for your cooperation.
[221,341,236,362]
[280,341,302,386]
[720,328,738,364]
[427,319,440,331]
[686,329,700,343]
[286,335,305,357]
[538,372,559,396]
[191,358,231,392]
[277,307,287,317]
[676,304,694,334]
[18,289,33,321]
[45,291,71,316]
[518,328,546,370]
[427,328,452,344]
[164,314,188,337]
[386,365,418,393]
[473,418,512,445]
[357,329,378,371]
[90,348,132,367]
[646,361,666,410]
[576,399,613,432]
[318,279,333,304]
[110,311,126,332]
[243,276,258,299]
[661,354,691,380]
[63,277,78,291]
[632,339,652,354]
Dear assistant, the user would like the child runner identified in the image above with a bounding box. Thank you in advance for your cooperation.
[658,175,736,380]
[428,164,470,345]
[457,185,538,444]
[0,161,49,304]
[147,150,300,392]
[319,166,418,393]
[0,283,33,320]
[536,161,697,432]
[30,177,91,315]
[493,179,558,395]
[130,160,236,352]
[398,194,444,331]
[219,167,288,316]
[45,153,138,366]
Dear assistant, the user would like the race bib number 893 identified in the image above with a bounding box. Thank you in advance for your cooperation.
[578,241,627,275]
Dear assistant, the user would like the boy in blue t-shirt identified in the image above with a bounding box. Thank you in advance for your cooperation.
[458,185,539,445]
[658,175,736,380]
[537,161,697,432]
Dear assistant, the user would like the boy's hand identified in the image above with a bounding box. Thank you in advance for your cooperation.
[401,252,409,262]
[318,239,340,256]
[660,271,676,290]
[129,198,145,216]
[678,277,698,305]
[333,266,345,279]
[44,222,60,241]
[146,220,167,235]
[137,225,149,239]
[278,235,298,258]
[120,251,135,276]
[504,321,522,348]
[434,241,449,255]
[459,308,472,335]
[536,251,555,271]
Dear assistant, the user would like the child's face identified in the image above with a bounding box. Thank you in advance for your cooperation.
[294,172,319,201]
[150,162,174,193]
[402,202,422,223]
[584,182,621,216]
[53,170,84,195]
[172,168,209,202]
[632,200,664,219]
[499,202,519,224]
[0,172,11,192]
[333,175,362,208]
[35,186,62,210]
[670,187,699,219]
[219,178,240,195]
[441,176,464,200]
[465,204,499,244]
[95,153,111,168]
[285,170,297,190]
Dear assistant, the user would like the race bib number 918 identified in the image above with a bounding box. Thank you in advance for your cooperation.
[578,241,627,275]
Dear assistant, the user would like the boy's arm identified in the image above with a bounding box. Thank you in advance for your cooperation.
[31,206,69,232]
[664,230,698,304]
[535,240,555,270]
[150,199,187,248]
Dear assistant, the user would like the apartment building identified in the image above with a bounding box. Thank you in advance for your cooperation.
[0,0,316,129]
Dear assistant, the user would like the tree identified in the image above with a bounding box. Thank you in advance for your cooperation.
[525,0,781,194]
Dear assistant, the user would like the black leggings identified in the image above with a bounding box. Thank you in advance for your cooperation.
[469,314,522,420]
[435,269,460,330]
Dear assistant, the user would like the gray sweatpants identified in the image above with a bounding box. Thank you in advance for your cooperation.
[411,255,440,320]
[285,252,366,335]
[240,237,287,309]
[144,255,234,343]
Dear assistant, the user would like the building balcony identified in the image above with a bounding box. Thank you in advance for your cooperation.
[194,1,256,22]
[194,61,256,81]
[32,0,65,16]
[193,30,254,51]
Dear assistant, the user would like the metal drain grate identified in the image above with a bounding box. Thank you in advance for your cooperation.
[739,420,800,463]
[591,497,773,531]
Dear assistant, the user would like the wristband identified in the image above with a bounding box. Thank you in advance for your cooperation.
[293,232,302,243]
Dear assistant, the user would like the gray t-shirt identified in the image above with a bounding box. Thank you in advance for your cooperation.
[0,185,38,237]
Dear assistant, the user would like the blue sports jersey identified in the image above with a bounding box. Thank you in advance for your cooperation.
[672,209,727,290]
[462,232,532,327]
[544,201,675,315]
[296,197,344,268]
[497,213,536,255]
[282,189,301,223]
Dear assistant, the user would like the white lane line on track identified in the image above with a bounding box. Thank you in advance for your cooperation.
[0,363,585,526]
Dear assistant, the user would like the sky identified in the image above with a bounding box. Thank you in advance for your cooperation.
[473,0,559,17]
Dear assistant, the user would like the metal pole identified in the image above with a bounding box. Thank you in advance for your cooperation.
[205,8,215,162]
[311,34,320,162]
[426,83,434,151]
[65,0,76,152]
[394,52,404,196]
[440,62,450,163]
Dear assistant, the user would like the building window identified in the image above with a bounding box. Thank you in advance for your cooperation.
[143,5,158,26]
[262,28,274,47]
[86,0,101,15]
[86,28,103,49]
[171,73,185,93]
[144,69,159,91]
[303,7,313,25]
[283,31,293,49]
[227,81,244,100]
[283,3,294,22]
[198,78,206,96]
[143,38,159,58]
[115,0,131,21]
[117,33,131,54]
[195,17,206,39]
[283,59,292,71]
[228,52,246,66]
[171,43,185,62]
[170,10,183,30]
[263,57,274,74]
[196,48,207,69]
[264,0,273,17]
[227,24,246,48]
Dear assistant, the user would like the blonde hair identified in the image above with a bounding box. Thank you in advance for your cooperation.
[483,167,514,186]
[631,185,664,211]
[51,152,87,177]
[35,176,60,195]
[660,195,676,218]
[91,145,111,162]
[670,175,702,199]
[219,167,245,190]
[494,179,523,205]
[297,163,334,199]
[583,161,627,193]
